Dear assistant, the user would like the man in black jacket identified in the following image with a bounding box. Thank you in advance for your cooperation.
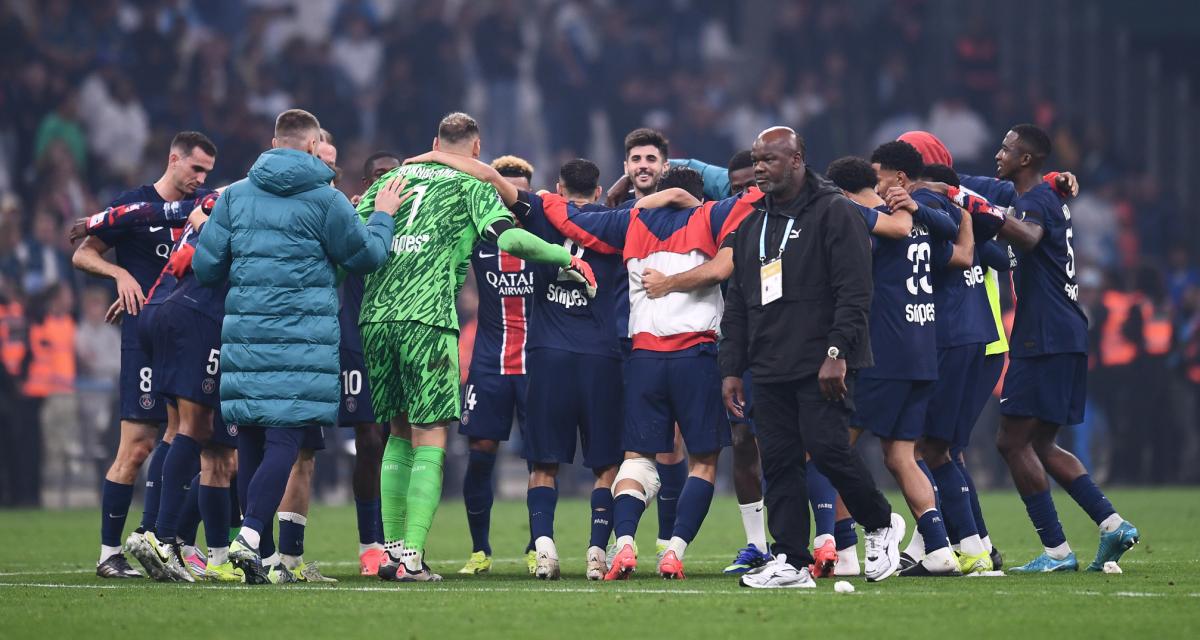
[720,127,904,588]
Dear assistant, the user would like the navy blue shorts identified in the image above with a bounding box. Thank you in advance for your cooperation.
[302,425,326,451]
[924,343,986,443]
[458,370,527,442]
[152,302,222,409]
[1000,353,1087,426]
[120,309,167,422]
[726,370,756,433]
[854,377,934,441]
[525,349,623,469]
[338,349,377,426]
[957,353,1006,449]
[210,412,238,448]
[623,347,730,455]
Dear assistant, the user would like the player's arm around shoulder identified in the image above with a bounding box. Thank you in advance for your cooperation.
[323,179,402,276]
[193,183,236,285]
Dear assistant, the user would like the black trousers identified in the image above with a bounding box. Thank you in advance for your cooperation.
[754,374,891,563]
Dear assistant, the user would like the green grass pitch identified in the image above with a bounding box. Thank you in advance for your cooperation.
[1,488,1197,639]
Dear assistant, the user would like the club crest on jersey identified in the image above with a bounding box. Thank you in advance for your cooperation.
[139,393,155,410]
[202,378,216,394]
[345,396,358,413]
[460,410,470,425]
[227,423,238,437]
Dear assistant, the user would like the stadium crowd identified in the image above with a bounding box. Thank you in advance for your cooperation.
[1,0,1197,520]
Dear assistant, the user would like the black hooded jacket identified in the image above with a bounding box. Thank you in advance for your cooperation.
[718,172,874,383]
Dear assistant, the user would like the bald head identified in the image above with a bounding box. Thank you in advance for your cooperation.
[751,126,807,198]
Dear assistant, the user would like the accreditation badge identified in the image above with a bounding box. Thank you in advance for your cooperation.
[760,259,783,305]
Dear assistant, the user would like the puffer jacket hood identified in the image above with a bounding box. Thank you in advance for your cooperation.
[248,148,336,197]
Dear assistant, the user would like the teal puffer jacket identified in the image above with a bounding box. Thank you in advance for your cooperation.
[193,148,394,427]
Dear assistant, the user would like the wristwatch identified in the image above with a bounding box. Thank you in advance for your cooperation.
[827,346,841,360]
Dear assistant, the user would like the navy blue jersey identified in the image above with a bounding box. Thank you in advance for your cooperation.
[1009,183,1088,356]
[338,274,367,354]
[960,175,1018,207]
[856,203,938,381]
[469,240,535,375]
[96,185,214,345]
[920,191,997,348]
[152,223,227,322]
[517,191,625,360]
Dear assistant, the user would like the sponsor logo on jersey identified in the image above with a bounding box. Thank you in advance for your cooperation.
[546,283,590,309]
[485,271,534,296]
[905,303,935,325]
[392,234,431,253]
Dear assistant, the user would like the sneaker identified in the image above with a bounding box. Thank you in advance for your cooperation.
[525,550,537,575]
[604,543,637,581]
[202,561,244,583]
[739,555,816,589]
[1087,521,1139,571]
[229,535,269,585]
[96,553,143,579]
[606,541,637,566]
[834,546,860,576]
[722,544,773,575]
[398,562,443,582]
[898,551,919,572]
[534,539,560,581]
[898,547,961,577]
[163,543,197,583]
[863,513,905,583]
[378,553,405,582]
[266,563,298,584]
[1010,551,1079,573]
[293,561,338,583]
[655,539,668,562]
[126,531,172,581]
[360,548,387,576]
[658,550,685,580]
[183,550,207,579]
[989,546,1004,570]
[586,546,608,581]
[957,549,994,575]
[458,550,493,575]
[810,539,838,578]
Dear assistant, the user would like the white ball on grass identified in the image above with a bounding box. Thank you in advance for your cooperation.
[834,580,855,593]
[1102,561,1123,574]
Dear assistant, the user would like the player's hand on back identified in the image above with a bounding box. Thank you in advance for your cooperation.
[884,186,918,214]
[605,174,632,207]
[68,217,89,244]
[561,256,598,298]
[372,176,414,216]
[641,267,672,299]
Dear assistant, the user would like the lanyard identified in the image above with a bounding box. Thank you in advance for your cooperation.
[759,216,796,265]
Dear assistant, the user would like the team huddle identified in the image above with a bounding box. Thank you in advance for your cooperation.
[76,106,1140,589]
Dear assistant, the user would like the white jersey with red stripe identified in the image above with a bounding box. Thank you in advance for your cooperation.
[468,240,535,374]
[540,188,763,352]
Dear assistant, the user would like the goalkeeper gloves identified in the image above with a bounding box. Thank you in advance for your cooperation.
[560,256,598,298]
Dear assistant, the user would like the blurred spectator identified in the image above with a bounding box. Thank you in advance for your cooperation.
[34,92,87,173]
[926,94,991,170]
[12,210,72,298]
[75,286,121,472]
[474,0,524,157]
[79,69,150,183]
[23,283,77,507]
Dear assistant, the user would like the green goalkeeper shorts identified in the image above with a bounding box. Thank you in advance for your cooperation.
[360,321,460,426]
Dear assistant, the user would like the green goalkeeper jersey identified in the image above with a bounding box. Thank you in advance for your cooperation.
[355,162,513,330]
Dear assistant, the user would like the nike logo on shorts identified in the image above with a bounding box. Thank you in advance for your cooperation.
[478,252,496,259]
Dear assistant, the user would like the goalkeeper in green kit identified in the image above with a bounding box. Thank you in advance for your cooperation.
[355,112,597,582]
